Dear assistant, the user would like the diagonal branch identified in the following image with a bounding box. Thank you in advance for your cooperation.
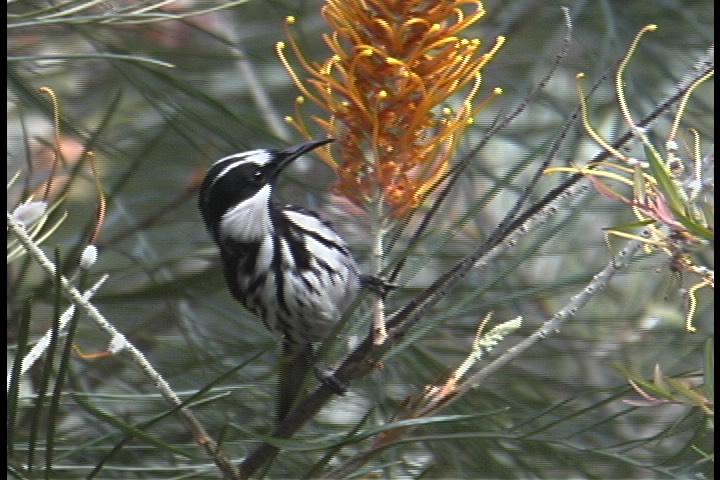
[6,211,241,480]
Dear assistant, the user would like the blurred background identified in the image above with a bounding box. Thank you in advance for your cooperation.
[7,1,713,478]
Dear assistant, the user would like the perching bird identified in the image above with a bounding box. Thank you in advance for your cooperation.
[198,138,360,421]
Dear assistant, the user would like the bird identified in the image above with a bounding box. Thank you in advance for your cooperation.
[198,138,360,421]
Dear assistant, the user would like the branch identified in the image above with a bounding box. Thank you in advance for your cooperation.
[6,211,241,480]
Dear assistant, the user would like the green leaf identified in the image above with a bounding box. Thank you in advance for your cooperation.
[72,394,195,459]
[643,142,687,216]
[231,412,504,451]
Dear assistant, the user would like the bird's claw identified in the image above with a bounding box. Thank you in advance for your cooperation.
[360,274,397,298]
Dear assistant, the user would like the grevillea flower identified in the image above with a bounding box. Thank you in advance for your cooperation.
[546,26,714,332]
[277,0,504,216]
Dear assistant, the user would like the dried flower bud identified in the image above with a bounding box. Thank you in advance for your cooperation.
[79,244,98,270]
[11,201,47,227]
[108,333,127,354]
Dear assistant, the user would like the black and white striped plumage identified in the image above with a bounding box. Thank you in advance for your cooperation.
[198,138,359,350]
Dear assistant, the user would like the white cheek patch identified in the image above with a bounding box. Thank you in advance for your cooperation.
[220,185,273,241]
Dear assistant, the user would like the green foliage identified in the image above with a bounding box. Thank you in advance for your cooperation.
[7,1,713,478]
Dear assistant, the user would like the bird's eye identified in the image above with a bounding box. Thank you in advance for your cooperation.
[252,169,264,182]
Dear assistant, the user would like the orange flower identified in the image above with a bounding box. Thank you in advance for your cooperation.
[278,0,503,215]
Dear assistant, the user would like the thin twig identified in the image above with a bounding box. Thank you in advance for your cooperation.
[7,275,107,388]
[464,235,648,390]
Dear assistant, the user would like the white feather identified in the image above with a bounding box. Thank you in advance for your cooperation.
[220,185,273,241]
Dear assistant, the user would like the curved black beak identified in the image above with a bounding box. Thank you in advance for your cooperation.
[272,138,334,175]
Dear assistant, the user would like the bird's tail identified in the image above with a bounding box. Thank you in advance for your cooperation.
[277,341,313,423]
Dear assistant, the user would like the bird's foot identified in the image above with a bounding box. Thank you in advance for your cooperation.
[314,367,348,395]
[360,274,398,298]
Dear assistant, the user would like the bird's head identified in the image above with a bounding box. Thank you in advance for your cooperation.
[198,138,333,239]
